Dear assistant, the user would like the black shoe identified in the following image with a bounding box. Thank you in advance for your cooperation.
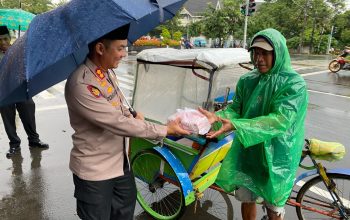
[6,147,21,158]
[29,141,49,149]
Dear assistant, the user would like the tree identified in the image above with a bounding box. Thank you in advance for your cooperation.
[161,28,171,40]
[52,0,69,7]
[307,0,332,53]
[152,11,184,39]
[0,0,21,8]
[188,21,204,38]
[340,29,350,47]
[200,0,244,47]
[248,0,346,53]
[22,0,53,14]
[222,0,244,40]
[173,31,182,41]
[333,10,350,48]
[202,7,228,47]
[0,0,53,14]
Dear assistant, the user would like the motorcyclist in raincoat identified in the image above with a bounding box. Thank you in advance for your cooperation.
[200,28,308,220]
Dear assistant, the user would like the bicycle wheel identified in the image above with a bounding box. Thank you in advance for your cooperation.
[186,188,233,219]
[132,150,185,220]
[296,173,350,220]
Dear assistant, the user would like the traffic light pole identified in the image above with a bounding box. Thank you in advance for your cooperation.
[243,0,250,49]
[326,25,334,55]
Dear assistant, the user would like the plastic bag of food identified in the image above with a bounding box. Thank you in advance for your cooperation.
[168,108,211,135]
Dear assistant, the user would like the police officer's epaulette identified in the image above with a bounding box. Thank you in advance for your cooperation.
[95,68,105,80]
[84,67,119,102]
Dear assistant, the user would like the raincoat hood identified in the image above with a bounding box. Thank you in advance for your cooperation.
[215,28,308,206]
[249,28,293,75]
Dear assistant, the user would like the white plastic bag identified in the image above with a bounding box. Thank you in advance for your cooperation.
[168,108,211,135]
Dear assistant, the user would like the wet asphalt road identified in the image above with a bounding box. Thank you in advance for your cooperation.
[0,54,350,220]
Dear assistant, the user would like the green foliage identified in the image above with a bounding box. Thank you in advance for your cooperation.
[287,36,300,49]
[247,0,349,53]
[340,29,350,46]
[161,28,171,40]
[188,21,204,37]
[0,0,53,14]
[52,0,69,7]
[173,31,182,41]
[0,0,348,53]
[153,11,184,39]
[201,6,229,39]
[197,0,243,46]
[315,35,332,54]
[330,37,339,50]
[333,10,350,47]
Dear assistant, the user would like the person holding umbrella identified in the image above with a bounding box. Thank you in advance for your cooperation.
[65,24,190,220]
[0,25,49,159]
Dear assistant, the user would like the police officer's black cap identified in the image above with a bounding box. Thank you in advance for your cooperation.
[101,23,130,40]
[88,24,130,52]
[0,26,9,35]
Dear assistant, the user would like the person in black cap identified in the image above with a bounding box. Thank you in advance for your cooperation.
[65,24,189,220]
[0,25,49,159]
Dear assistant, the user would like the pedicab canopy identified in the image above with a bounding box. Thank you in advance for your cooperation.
[132,48,250,123]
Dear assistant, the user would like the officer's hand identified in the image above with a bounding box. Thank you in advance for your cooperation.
[135,112,144,121]
[198,107,219,124]
[167,118,191,136]
[206,118,234,139]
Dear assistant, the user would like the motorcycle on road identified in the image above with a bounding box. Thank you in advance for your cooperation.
[329,53,350,73]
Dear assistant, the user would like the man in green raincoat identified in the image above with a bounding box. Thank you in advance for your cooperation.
[199,28,308,220]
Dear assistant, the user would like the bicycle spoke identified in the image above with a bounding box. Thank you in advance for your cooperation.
[296,174,350,220]
[132,151,184,219]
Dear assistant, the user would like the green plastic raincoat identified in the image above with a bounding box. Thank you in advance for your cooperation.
[215,28,308,207]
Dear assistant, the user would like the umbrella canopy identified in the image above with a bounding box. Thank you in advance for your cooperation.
[0,8,35,31]
[0,0,186,106]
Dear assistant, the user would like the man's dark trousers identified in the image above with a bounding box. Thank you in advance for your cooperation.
[0,98,40,148]
[73,170,137,220]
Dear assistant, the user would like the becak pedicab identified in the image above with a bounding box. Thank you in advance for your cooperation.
[129,48,251,219]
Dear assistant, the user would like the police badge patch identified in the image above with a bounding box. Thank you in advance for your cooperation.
[87,85,101,98]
